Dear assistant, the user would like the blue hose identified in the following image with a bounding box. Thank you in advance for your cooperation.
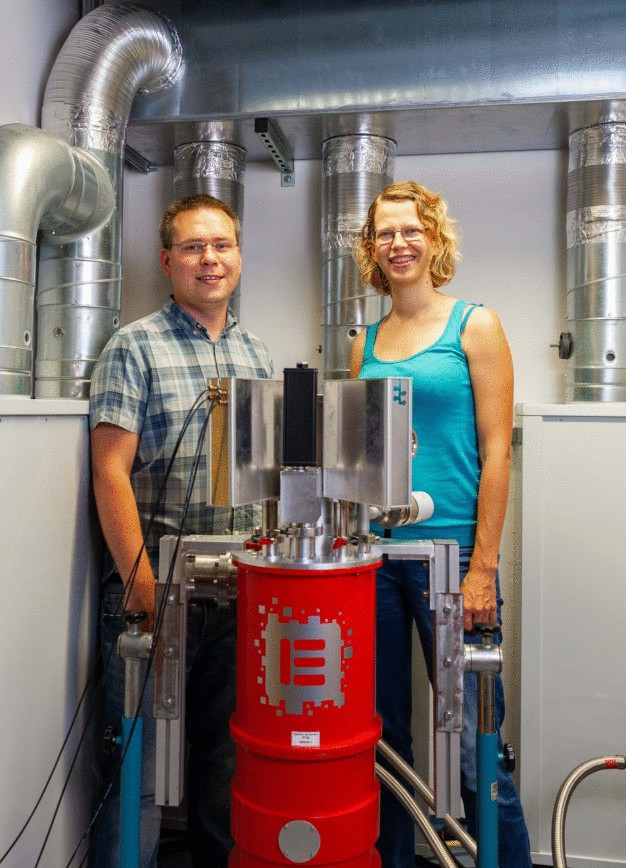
[476,730,498,868]
[120,715,143,868]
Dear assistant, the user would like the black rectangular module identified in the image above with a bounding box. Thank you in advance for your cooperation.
[282,365,318,467]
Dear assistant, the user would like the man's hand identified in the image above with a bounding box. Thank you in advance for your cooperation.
[125,576,156,633]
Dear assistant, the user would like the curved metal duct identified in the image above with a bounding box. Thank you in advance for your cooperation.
[37,2,182,398]
[0,123,114,396]
[321,135,396,379]
[174,124,246,319]
[566,122,626,402]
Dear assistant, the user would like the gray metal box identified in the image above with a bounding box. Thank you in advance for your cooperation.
[207,378,283,506]
[322,378,412,508]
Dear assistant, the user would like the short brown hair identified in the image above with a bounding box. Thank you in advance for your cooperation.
[159,194,241,248]
[356,181,460,295]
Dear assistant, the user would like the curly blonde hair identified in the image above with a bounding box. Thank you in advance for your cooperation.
[356,181,460,295]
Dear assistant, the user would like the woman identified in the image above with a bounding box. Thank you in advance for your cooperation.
[351,181,532,867]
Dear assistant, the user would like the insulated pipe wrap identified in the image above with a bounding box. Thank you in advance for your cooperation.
[566,122,626,401]
[42,3,182,152]
[174,133,246,320]
[322,135,395,379]
[37,2,182,398]
[0,123,114,396]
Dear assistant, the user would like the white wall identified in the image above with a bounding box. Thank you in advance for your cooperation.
[0,4,96,866]
[0,0,78,126]
[121,149,568,404]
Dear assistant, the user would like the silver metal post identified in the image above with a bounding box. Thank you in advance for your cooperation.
[118,613,152,718]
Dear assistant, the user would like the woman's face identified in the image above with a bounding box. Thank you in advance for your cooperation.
[371,199,435,291]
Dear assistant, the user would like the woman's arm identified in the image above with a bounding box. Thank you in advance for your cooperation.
[350,329,366,378]
[461,307,514,631]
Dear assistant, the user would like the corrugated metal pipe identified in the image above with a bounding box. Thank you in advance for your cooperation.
[551,754,626,868]
[37,2,182,398]
[174,124,246,319]
[321,135,395,379]
[0,123,114,396]
[566,122,626,401]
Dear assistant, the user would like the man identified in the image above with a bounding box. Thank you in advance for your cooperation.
[89,194,273,867]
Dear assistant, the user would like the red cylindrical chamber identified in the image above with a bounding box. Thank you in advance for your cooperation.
[230,557,382,867]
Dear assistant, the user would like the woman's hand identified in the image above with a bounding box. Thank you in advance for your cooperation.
[460,564,497,632]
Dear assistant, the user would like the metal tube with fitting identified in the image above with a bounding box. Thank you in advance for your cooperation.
[262,499,279,537]
[117,612,152,868]
[184,551,238,606]
[353,503,372,557]
[465,623,502,868]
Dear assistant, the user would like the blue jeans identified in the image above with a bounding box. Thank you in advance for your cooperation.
[375,548,532,868]
[89,578,236,868]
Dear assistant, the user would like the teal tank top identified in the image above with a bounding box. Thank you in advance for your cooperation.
[358,299,480,546]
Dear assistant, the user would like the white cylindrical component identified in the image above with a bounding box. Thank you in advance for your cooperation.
[368,491,434,529]
[411,491,434,524]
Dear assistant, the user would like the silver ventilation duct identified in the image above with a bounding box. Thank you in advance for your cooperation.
[37,2,182,398]
[124,1,625,165]
[174,124,246,319]
[566,122,626,402]
[321,135,396,379]
[0,124,114,396]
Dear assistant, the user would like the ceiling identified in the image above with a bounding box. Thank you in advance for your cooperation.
[114,0,626,168]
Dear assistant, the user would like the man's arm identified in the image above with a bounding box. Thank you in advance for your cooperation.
[461,307,514,632]
[91,421,155,628]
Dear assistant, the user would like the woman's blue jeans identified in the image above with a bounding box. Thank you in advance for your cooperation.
[375,548,533,868]
[89,577,236,868]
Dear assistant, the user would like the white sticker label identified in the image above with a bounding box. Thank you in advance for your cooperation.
[491,781,498,801]
[291,731,320,748]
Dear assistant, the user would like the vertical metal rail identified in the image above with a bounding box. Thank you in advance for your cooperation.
[474,624,501,868]
[118,613,152,868]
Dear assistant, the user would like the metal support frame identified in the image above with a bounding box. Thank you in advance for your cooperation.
[154,534,246,807]
[254,117,295,186]
[124,144,157,174]
[371,539,464,820]
[466,625,502,868]
[118,615,152,868]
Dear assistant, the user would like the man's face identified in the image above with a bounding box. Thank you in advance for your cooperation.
[159,207,242,321]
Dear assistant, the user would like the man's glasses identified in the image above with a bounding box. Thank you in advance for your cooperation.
[374,226,427,247]
[169,240,238,258]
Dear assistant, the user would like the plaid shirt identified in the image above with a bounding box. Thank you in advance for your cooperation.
[89,297,273,574]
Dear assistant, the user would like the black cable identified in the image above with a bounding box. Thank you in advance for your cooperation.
[0,386,213,868]
[59,398,215,868]
[40,395,214,868]
[60,396,216,868]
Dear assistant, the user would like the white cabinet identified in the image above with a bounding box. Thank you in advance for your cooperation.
[0,400,101,867]
[518,403,626,868]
